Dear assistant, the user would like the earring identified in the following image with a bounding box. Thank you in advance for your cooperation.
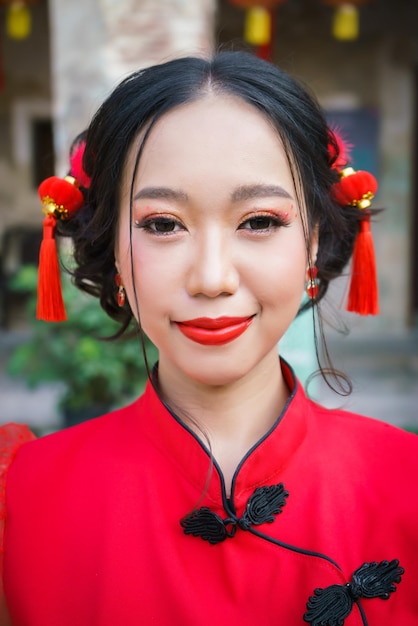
[115,273,125,307]
[305,266,319,299]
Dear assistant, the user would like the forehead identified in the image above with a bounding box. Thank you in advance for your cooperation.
[122,94,295,199]
[147,93,279,142]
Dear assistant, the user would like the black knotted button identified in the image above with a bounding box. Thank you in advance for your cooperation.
[240,483,288,528]
[180,483,288,544]
[304,559,404,626]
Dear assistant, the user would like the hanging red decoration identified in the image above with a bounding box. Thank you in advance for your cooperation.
[332,168,378,209]
[347,213,379,315]
[38,176,84,219]
[36,176,84,322]
[332,167,379,315]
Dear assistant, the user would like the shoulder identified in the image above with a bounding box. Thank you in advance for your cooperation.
[0,423,36,462]
[0,423,36,559]
[0,423,36,495]
[7,399,150,506]
[3,399,146,536]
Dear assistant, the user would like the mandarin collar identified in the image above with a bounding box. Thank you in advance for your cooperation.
[138,360,309,510]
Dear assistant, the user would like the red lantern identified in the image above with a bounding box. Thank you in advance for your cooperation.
[38,175,84,219]
[332,168,378,209]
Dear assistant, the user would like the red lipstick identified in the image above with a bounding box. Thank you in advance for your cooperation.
[175,316,253,346]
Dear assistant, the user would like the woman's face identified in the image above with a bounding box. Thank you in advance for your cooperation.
[116,94,317,388]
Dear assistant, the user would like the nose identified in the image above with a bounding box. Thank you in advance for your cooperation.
[186,229,239,298]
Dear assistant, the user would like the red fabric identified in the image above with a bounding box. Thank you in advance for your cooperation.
[36,215,67,322]
[0,424,36,624]
[3,363,418,625]
[347,214,379,315]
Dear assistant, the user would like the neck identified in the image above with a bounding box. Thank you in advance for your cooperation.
[157,351,289,491]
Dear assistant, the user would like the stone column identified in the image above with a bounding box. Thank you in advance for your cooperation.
[376,38,413,331]
[48,0,216,173]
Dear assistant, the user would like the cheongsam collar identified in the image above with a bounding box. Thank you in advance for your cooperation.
[138,359,308,510]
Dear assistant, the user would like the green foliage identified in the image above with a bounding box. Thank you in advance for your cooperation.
[403,425,418,435]
[7,266,158,412]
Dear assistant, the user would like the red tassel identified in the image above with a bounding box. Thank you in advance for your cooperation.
[347,213,379,315]
[36,175,84,322]
[330,167,379,316]
[36,215,67,322]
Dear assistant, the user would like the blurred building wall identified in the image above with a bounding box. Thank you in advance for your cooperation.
[49,0,216,173]
[0,2,51,237]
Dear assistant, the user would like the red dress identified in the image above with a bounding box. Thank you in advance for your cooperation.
[0,424,35,625]
[3,362,418,625]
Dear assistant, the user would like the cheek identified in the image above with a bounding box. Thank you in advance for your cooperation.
[249,239,307,300]
[115,211,130,262]
[119,245,172,320]
[115,221,138,308]
[254,271,305,308]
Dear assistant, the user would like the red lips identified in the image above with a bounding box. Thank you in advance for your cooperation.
[175,316,253,346]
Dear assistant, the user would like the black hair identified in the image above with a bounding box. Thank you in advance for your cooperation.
[59,50,361,391]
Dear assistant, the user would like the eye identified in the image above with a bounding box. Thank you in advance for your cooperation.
[238,213,288,232]
[135,216,185,235]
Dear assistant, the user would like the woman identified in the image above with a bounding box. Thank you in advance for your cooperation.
[2,51,417,625]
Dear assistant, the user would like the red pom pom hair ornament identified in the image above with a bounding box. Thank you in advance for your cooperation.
[328,126,352,171]
[69,135,92,189]
[329,130,379,316]
[36,140,89,322]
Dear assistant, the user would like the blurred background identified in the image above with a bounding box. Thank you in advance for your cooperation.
[0,0,417,434]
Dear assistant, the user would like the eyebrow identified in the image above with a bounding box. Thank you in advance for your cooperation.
[231,184,293,202]
[133,183,293,203]
[133,187,188,202]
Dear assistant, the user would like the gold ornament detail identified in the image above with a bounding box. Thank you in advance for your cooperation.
[41,197,68,219]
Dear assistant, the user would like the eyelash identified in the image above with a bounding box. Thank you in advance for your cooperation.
[134,215,184,235]
[134,211,291,236]
[237,212,290,232]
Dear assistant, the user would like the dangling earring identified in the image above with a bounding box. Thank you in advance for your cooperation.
[115,273,125,307]
[305,266,319,299]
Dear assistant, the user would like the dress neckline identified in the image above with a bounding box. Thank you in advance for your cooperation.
[137,359,309,511]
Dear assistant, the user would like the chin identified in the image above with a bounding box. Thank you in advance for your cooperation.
[178,358,260,389]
